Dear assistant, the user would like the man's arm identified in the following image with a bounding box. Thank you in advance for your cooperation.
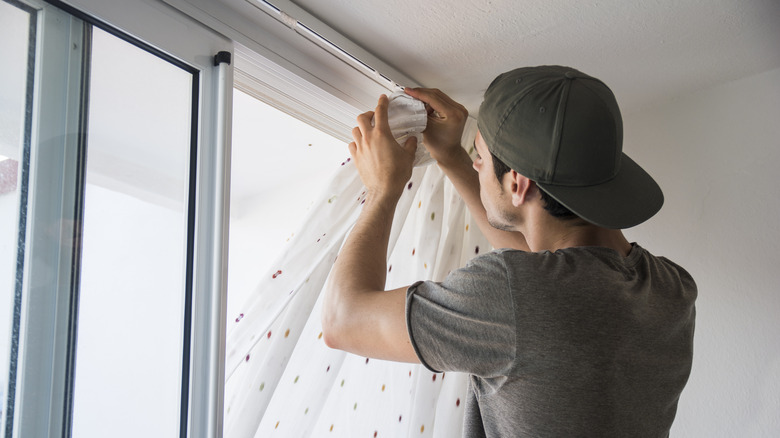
[321,95,420,363]
[404,88,529,251]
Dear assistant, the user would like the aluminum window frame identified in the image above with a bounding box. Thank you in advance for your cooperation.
[9,4,90,436]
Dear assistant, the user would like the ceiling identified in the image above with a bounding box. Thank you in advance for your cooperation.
[288,0,780,116]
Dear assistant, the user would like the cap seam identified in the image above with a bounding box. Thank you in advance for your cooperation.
[491,88,535,174]
[495,88,532,146]
[577,80,623,173]
[548,79,572,183]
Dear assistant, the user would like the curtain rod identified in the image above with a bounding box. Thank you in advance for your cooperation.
[247,0,405,92]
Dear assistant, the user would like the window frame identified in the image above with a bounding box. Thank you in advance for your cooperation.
[9,4,90,436]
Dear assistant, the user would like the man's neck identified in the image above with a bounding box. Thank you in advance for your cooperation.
[522,212,632,256]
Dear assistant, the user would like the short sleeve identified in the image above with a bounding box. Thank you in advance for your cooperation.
[406,252,516,376]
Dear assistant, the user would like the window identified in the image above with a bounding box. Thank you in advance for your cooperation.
[227,89,347,317]
[0,1,35,433]
[1,1,230,436]
[71,26,195,437]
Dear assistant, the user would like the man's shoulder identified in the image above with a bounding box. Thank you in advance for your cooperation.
[481,244,661,279]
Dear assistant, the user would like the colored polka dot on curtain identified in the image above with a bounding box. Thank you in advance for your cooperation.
[224,119,489,437]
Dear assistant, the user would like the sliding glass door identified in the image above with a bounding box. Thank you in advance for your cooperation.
[0,1,229,436]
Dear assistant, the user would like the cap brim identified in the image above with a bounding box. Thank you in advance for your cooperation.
[537,153,663,229]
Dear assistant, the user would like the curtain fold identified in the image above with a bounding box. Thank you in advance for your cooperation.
[225,119,489,437]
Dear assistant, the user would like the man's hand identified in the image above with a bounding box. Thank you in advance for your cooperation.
[404,87,468,166]
[350,95,417,199]
[406,87,531,252]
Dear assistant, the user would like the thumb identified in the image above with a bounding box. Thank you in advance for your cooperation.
[402,135,418,154]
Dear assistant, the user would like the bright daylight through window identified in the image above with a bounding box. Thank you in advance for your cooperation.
[227,89,347,320]
[0,1,33,433]
[71,26,194,438]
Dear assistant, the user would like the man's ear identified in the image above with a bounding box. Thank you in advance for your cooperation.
[507,170,534,207]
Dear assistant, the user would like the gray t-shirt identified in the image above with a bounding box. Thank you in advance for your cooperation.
[406,244,696,438]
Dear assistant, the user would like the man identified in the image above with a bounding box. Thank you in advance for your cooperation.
[322,66,696,437]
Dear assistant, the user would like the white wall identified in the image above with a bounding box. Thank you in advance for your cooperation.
[623,67,780,437]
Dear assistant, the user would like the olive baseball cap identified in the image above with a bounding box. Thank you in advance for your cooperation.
[477,66,663,229]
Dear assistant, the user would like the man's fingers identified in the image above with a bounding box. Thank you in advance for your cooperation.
[405,87,462,116]
[355,95,391,140]
[402,136,418,154]
[351,126,363,145]
[373,94,390,130]
[356,111,374,133]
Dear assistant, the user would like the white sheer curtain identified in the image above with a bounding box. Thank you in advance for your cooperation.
[224,119,489,438]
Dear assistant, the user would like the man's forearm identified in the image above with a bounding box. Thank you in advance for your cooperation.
[323,190,398,333]
[334,191,396,291]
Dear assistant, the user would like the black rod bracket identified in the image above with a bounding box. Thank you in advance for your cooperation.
[213,51,231,66]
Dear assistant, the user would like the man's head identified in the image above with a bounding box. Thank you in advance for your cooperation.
[477,66,663,229]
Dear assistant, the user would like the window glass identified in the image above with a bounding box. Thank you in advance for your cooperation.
[0,1,33,432]
[71,27,193,437]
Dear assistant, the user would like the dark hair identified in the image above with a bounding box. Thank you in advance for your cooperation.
[491,152,578,220]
